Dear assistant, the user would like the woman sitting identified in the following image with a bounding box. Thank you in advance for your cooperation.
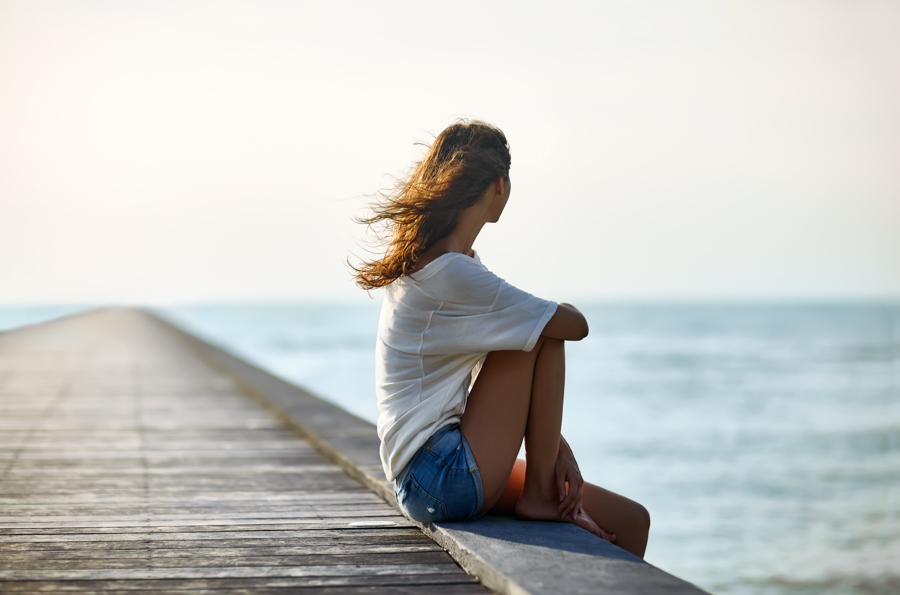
[354,120,650,558]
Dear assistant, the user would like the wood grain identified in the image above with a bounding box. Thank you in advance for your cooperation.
[0,310,488,593]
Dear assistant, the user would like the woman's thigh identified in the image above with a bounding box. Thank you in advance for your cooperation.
[460,339,553,508]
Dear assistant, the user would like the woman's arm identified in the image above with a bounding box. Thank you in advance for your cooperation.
[541,303,589,341]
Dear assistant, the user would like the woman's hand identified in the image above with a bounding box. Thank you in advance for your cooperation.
[555,436,584,520]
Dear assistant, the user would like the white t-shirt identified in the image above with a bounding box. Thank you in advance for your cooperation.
[375,252,558,481]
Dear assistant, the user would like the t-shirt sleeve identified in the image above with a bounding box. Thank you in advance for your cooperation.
[419,256,558,355]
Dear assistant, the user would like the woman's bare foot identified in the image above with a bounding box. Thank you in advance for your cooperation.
[515,490,615,542]
[572,508,616,543]
[513,488,562,522]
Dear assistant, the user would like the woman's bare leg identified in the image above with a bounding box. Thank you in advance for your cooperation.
[460,336,561,511]
[461,337,602,536]
[511,338,572,521]
[490,459,651,559]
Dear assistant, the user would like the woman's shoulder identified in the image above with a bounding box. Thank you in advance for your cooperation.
[401,253,499,304]
[421,253,500,303]
[404,252,484,280]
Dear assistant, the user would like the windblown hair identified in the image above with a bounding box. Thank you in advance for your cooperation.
[353,120,511,290]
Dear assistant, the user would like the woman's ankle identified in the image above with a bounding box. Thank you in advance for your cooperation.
[515,487,561,521]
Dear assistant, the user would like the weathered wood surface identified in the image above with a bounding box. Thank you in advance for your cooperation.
[0,309,487,594]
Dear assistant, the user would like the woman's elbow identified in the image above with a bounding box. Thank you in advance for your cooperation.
[574,317,589,340]
[560,303,589,340]
[544,303,590,341]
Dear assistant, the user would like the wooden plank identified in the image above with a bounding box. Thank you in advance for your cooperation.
[0,502,403,516]
[0,503,388,515]
[0,574,481,592]
[0,543,441,560]
[0,514,410,528]
[0,551,455,570]
[0,493,380,505]
[0,588,487,595]
[0,562,468,580]
[0,532,444,546]
[0,525,423,538]
[0,533,433,550]
[0,510,402,522]
[19,586,485,595]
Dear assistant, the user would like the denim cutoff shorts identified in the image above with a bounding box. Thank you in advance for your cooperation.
[393,423,484,523]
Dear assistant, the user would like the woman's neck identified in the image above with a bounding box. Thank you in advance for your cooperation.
[411,179,502,273]
[411,206,486,272]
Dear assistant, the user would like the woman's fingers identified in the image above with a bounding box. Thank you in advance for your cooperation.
[554,441,585,519]
[571,484,584,519]
[556,474,578,518]
[556,474,567,505]
[575,479,586,517]
[560,494,578,518]
[558,476,582,519]
[557,478,573,515]
[599,528,617,543]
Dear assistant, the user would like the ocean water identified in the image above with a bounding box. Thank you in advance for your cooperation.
[3,303,898,594]
[0,305,89,333]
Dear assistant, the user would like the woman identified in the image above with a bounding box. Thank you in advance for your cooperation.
[354,120,650,558]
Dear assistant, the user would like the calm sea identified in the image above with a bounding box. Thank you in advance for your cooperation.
[2,303,898,595]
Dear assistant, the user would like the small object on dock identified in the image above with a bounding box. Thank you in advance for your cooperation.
[349,521,399,527]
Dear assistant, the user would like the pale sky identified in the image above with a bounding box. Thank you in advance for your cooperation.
[1,0,898,304]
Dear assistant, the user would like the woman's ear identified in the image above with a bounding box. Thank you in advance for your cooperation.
[494,176,506,197]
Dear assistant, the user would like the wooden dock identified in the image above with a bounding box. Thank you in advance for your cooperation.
[0,309,488,593]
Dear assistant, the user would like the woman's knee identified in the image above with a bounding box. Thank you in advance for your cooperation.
[533,336,565,377]
[627,501,651,537]
[533,335,564,356]
[480,336,563,371]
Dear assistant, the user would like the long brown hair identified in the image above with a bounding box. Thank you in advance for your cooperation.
[353,120,511,290]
